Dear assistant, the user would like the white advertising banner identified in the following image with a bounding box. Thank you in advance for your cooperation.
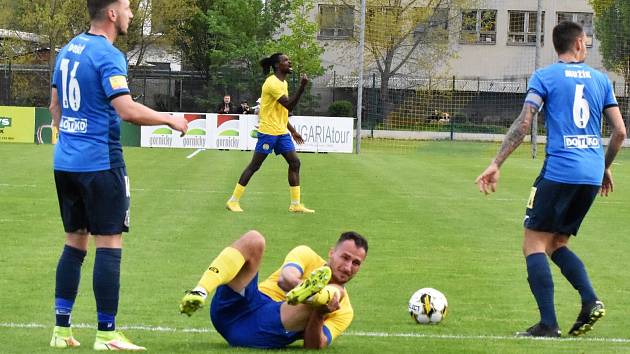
[140,113,208,148]
[140,113,354,153]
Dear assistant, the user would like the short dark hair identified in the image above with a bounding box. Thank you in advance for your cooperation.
[260,53,284,75]
[336,231,368,253]
[553,21,584,54]
[87,0,119,21]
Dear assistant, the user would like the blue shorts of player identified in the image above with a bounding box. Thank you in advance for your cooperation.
[524,176,599,236]
[54,167,129,235]
[210,273,301,349]
[255,133,295,155]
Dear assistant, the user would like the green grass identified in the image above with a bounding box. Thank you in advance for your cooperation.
[1,140,630,353]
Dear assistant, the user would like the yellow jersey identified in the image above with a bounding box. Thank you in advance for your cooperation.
[258,245,354,345]
[258,75,289,135]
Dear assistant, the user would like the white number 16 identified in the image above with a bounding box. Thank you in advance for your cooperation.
[60,58,81,111]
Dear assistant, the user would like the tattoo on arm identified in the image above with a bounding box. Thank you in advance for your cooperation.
[493,105,537,167]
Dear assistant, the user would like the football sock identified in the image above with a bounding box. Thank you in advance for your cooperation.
[229,184,246,202]
[307,285,341,306]
[290,186,301,205]
[197,247,245,293]
[551,246,597,304]
[526,253,558,328]
[55,245,86,327]
[94,248,121,331]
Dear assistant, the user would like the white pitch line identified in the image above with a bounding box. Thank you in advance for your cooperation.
[186,148,206,159]
[2,322,630,344]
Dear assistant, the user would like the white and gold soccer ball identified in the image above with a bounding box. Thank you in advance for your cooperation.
[408,288,448,324]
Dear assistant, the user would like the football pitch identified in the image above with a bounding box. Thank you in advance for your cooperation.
[2,140,630,353]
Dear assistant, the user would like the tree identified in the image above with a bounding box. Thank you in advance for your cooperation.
[590,0,630,97]
[334,0,477,122]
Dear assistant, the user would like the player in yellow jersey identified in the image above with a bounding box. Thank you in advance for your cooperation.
[226,53,314,213]
[179,230,368,349]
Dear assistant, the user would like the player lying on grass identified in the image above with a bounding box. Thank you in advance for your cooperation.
[179,230,368,349]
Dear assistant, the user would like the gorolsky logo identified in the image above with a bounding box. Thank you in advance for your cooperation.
[0,117,12,128]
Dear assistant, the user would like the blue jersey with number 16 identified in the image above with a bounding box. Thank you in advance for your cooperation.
[52,32,130,172]
[526,62,618,185]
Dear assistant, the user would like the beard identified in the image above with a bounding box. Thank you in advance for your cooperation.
[115,20,128,36]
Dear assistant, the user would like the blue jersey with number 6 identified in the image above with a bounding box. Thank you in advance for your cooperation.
[526,62,618,185]
[51,32,130,172]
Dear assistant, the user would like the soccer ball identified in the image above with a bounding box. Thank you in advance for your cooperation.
[408,288,448,324]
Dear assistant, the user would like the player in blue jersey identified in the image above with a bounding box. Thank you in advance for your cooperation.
[48,0,188,350]
[476,21,626,338]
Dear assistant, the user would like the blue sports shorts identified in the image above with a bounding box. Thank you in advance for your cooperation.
[210,273,301,348]
[255,133,295,155]
[524,176,599,236]
[54,167,130,235]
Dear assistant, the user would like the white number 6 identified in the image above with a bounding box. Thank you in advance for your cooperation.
[572,84,590,128]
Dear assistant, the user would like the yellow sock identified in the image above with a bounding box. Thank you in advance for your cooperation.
[307,285,341,306]
[230,183,246,202]
[197,247,245,293]
[289,186,300,205]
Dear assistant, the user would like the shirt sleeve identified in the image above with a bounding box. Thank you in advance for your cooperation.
[267,77,287,102]
[322,301,353,345]
[603,78,619,109]
[526,70,547,107]
[281,245,319,275]
[99,50,130,100]
[51,51,63,88]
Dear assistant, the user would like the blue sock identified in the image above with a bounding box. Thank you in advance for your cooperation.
[55,245,86,327]
[526,253,558,328]
[94,248,121,331]
[551,246,597,304]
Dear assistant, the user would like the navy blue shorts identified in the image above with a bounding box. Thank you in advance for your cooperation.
[524,176,599,236]
[54,167,130,235]
[255,133,295,155]
[210,273,301,348]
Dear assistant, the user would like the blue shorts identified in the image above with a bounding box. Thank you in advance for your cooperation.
[210,273,301,348]
[255,133,295,155]
[524,176,599,236]
[54,167,130,235]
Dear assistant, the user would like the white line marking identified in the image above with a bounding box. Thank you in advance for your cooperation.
[2,322,630,343]
[186,149,206,159]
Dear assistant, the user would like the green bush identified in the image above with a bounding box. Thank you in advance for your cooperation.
[327,100,354,117]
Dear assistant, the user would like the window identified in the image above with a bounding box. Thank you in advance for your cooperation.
[557,12,594,46]
[366,6,402,43]
[319,5,354,39]
[508,11,544,45]
[414,8,449,41]
[460,9,497,44]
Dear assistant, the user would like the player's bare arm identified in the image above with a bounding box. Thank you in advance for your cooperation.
[49,88,61,129]
[277,74,309,112]
[302,292,340,349]
[277,266,302,292]
[111,94,188,136]
[287,123,304,144]
[600,106,627,196]
[475,103,537,194]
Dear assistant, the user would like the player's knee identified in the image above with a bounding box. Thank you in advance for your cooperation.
[288,158,301,171]
[242,230,266,254]
[546,234,569,255]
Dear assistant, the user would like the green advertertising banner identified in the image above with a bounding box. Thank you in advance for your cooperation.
[0,106,36,143]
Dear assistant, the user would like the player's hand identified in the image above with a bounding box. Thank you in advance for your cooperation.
[318,291,341,314]
[292,131,305,145]
[600,168,614,196]
[300,74,309,88]
[475,162,500,195]
[168,115,189,137]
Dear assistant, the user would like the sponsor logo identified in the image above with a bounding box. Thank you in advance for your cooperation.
[208,266,219,274]
[0,117,11,128]
[564,135,600,149]
[59,116,88,133]
[296,124,352,144]
[109,75,128,90]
